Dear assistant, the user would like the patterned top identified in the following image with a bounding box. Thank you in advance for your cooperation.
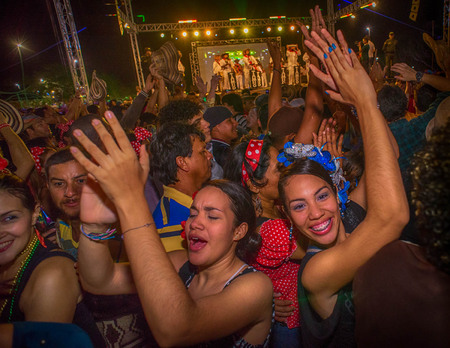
[251,219,300,329]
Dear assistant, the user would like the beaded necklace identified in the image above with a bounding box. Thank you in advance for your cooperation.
[0,235,40,322]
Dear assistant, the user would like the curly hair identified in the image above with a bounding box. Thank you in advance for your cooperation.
[158,99,203,126]
[377,85,407,123]
[411,123,450,274]
[150,123,204,186]
[204,180,261,264]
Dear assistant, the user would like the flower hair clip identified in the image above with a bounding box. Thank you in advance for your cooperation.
[277,142,350,213]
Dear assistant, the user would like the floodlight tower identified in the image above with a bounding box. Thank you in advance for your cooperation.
[52,0,90,97]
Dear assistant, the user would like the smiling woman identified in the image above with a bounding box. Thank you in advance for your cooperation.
[0,173,81,325]
[72,111,274,347]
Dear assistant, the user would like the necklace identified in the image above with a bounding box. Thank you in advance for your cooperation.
[0,235,39,322]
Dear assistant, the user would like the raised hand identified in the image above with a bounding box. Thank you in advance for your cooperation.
[391,63,417,82]
[298,5,327,48]
[195,76,208,97]
[273,293,294,323]
[70,111,150,205]
[305,29,377,107]
[266,40,281,67]
[143,73,156,94]
[79,177,118,226]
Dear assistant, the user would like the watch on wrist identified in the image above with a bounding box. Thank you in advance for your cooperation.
[416,71,424,82]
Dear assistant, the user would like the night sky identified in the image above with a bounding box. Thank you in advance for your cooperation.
[0,0,443,95]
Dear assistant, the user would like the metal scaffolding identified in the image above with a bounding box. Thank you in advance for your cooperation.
[117,0,374,88]
[52,0,90,97]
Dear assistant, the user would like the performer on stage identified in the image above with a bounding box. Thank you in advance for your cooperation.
[212,55,222,91]
[220,53,234,90]
[234,59,244,90]
[241,48,257,89]
[286,44,301,85]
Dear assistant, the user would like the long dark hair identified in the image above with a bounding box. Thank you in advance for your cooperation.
[203,180,261,264]
[278,158,336,212]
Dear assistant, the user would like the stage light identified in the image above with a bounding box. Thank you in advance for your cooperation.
[178,19,197,23]
[267,27,272,32]
[277,26,283,31]
[351,14,356,18]
[270,16,286,19]
[243,28,249,34]
[194,31,199,36]
[160,33,165,38]
[215,34,218,37]
[306,25,310,29]
[206,30,211,36]
[230,29,235,34]
[229,18,246,21]
[182,31,187,37]
[361,2,376,9]
[290,25,295,31]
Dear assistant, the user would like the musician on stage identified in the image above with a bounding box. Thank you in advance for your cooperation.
[220,53,234,90]
[286,44,301,85]
[213,55,222,91]
[241,48,257,89]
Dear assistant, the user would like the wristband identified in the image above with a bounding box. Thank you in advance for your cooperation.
[416,71,424,83]
[80,224,117,240]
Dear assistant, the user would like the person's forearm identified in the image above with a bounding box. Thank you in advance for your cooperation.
[116,194,196,339]
[157,81,169,109]
[422,74,450,92]
[144,90,158,114]
[356,99,408,225]
[268,63,282,121]
[120,92,148,129]
[295,57,323,144]
[0,127,34,180]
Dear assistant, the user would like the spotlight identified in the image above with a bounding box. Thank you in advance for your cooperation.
[230,29,235,34]
[160,33,165,38]
[182,31,187,37]
[290,25,295,31]
[351,15,356,18]
[306,25,310,29]
[215,34,218,37]
[244,28,249,33]
[206,30,211,36]
[277,26,283,31]
[194,31,199,36]
[267,27,272,32]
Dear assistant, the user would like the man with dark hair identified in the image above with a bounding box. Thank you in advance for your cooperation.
[150,123,212,252]
[377,85,408,123]
[158,99,210,142]
[378,85,450,174]
[44,149,87,259]
[222,93,247,135]
[204,106,238,169]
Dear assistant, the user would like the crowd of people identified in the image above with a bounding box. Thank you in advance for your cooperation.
[0,4,449,348]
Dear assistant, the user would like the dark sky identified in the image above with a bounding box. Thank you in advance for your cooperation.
[0,0,442,94]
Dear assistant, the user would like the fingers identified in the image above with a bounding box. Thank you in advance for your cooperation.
[321,30,349,72]
[317,6,327,30]
[70,145,102,178]
[325,90,346,104]
[139,145,150,178]
[336,30,352,67]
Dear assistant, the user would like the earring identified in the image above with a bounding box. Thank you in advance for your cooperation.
[289,226,293,241]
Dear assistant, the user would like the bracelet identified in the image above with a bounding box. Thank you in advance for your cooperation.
[122,222,155,235]
[0,124,10,131]
[80,224,117,240]
[141,90,149,98]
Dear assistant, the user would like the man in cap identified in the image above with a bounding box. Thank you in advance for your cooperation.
[382,32,398,78]
[204,106,238,169]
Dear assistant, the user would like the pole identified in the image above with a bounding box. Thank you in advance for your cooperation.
[17,44,28,104]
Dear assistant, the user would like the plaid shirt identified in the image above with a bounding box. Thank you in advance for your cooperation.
[389,92,450,174]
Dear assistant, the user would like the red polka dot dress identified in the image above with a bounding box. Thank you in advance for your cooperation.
[251,219,301,329]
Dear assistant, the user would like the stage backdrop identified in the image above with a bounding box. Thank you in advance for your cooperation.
[190,38,281,86]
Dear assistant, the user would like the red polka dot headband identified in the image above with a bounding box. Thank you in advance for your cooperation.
[241,139,264,187]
